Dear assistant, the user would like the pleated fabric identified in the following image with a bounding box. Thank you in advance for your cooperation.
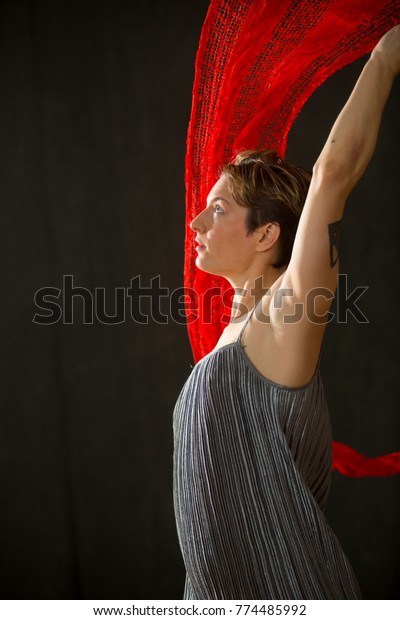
[173,303,361,600]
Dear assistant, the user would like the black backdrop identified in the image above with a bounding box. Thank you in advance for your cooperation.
[0,0,399,600]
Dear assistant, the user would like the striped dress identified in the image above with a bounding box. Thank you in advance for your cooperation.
[173,300,361,600]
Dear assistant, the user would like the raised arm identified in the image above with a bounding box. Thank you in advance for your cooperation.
[283,25,400,311]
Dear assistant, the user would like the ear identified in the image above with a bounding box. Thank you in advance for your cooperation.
[256,222,281,252]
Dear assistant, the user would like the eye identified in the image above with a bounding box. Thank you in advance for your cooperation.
[214,204,224,214]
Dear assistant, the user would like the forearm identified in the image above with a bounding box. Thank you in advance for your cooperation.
[314,52,396,192]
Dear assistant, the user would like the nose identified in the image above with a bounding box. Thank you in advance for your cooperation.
[190,211,205,232]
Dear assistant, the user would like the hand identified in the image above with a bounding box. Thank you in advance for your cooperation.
[371,24,400,77]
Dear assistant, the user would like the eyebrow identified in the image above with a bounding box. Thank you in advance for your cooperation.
[208,196,230,205]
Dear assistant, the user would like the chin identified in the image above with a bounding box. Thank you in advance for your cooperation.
[195,256,220,277]
[197,262,230,281]
[196,264,218,276]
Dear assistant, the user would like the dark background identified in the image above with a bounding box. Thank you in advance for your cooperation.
[0,0,399,600]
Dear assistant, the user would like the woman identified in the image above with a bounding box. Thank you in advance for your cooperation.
[173,26,400,600]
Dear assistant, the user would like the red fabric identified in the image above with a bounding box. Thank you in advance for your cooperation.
[184,0,400,477]
[332,442,400,477]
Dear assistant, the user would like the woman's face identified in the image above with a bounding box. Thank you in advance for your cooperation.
[190,175,258,278]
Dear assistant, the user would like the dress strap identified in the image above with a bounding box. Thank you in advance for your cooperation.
[237,295,265,347]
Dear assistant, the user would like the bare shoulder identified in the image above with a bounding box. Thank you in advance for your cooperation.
[243,285,326,388]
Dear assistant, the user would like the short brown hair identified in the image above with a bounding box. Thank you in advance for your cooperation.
[222,150,311,268]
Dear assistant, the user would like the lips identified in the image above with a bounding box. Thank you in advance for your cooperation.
[195,238,206,249]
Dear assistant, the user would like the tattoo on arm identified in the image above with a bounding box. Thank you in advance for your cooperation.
[328,219,342,268]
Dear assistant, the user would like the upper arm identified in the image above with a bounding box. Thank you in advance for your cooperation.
[282,162,351,318]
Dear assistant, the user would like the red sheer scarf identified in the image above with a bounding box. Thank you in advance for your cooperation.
[184,0,400,477]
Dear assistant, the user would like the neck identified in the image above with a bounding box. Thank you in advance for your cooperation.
[228,266,286,321]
